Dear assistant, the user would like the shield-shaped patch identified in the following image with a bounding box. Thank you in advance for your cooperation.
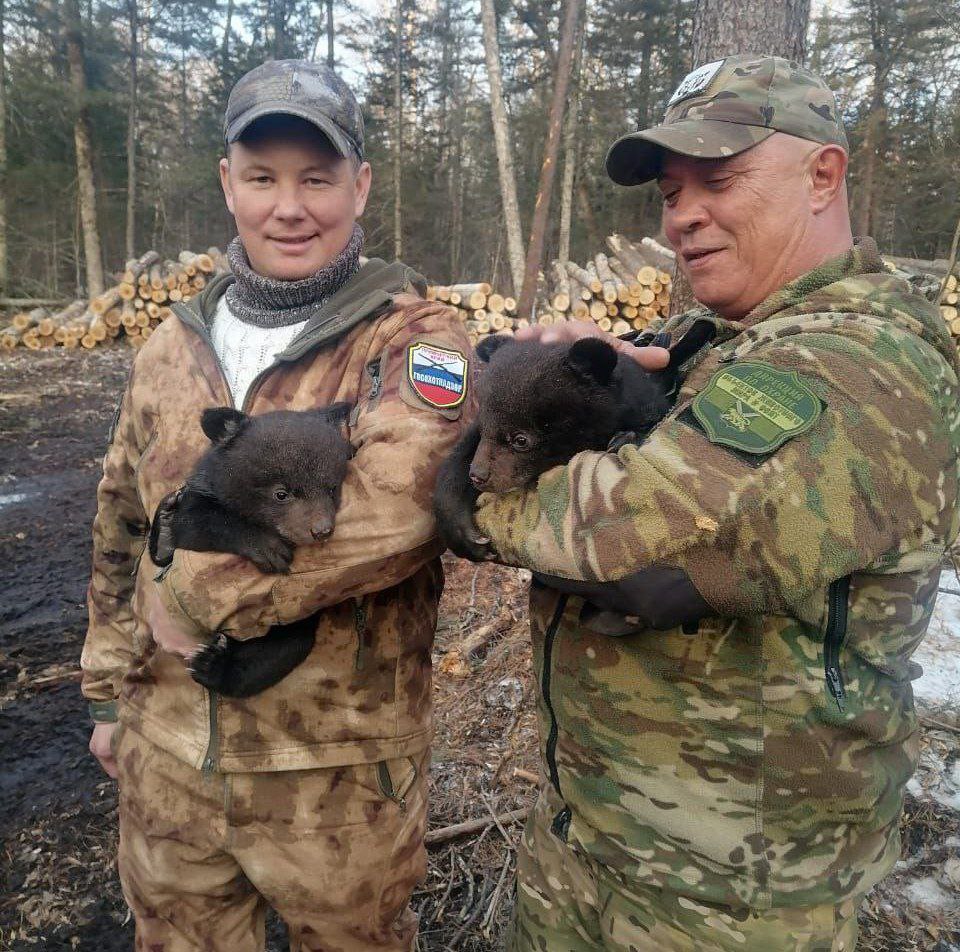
[407,343,467,409]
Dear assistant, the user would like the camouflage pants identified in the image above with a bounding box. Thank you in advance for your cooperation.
[508,787,861,952]
[113,724,428,952]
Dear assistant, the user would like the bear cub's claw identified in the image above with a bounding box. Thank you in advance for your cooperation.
[189,633,230,691]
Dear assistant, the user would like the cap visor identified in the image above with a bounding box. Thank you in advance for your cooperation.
[226,102,358,160]
[605,120,776,185]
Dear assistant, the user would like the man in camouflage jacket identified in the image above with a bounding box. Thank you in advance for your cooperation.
[474,55,960,951]
[81,61,472,950]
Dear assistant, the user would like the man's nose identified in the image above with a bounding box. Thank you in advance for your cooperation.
[273,185,307,220]
[664,192,710,236]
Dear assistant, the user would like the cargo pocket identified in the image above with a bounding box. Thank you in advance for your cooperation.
[373,752,428,934]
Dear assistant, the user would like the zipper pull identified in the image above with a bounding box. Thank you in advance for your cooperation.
[826,665,846,713]
[367,359,382,400]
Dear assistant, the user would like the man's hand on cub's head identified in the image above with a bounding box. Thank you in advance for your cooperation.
[514,321,670,371]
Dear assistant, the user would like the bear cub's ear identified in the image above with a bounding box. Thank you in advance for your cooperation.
[314,401,353,428]
[475,334,514,363]
[565,337,618,386]
[201,407,249,445]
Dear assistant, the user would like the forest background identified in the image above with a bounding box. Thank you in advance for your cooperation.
[0,0,956,302]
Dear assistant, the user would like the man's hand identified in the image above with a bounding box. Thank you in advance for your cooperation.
[142,580,200,660]
[89,722,118,778]
[515,321,670,371]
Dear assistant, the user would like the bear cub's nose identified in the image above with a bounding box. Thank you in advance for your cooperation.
[311,523,333,541]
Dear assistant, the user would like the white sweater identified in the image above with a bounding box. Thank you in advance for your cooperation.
[209,295,308,408]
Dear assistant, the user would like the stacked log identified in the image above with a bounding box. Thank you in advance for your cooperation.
[1,248,226,352]
[940,273,960,343]
[429,234,673,348]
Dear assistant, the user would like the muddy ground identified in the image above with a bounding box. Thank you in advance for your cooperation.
[0,346,957,951]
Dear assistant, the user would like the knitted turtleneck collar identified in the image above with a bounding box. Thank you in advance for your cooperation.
[224,224,364,327]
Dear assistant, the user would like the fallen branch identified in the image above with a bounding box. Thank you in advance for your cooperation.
[425,807,530,847]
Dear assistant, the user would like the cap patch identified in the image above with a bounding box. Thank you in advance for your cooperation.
[407,343,467,409]
[689,361,822,455]
[668,60,725,107]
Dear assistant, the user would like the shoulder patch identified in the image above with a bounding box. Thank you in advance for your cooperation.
[667,59,725,106]
[407,342,467,409]
[689,361,822,455]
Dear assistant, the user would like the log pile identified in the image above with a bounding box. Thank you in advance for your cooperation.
[940,272,960,345]
[429,234,673,347]
[0,248,227,352]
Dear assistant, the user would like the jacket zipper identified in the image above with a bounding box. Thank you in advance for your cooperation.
[354,597,368,670]
[824,575,851,713]
[541,594,569,785]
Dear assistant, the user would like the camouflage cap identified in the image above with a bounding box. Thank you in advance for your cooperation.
[605,54,847,186]
[225,60,365,161]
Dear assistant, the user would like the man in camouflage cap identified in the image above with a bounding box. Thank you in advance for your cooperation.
[468,54,960,950]
[82,59,473,949]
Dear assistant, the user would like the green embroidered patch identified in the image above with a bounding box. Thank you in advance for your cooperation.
[691,362,822,454]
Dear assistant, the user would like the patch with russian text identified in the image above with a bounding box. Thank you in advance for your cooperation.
[407,342,468,409]
[689,361,822,455]
[667,59,725,106]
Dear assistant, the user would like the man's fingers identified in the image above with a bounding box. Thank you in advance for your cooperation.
[89,723,119,778]
[508,323,672,371]
[618,343,670,370]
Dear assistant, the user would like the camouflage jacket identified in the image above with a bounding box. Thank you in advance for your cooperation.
[476,238,960,909]
[81,259,474,772]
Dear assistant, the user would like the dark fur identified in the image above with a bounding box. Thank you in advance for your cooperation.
[148,403,353,696]
[433,334,693,560]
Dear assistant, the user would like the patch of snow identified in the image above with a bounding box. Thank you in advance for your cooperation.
[904,877,959,913]
[0,491,30,509]
[912,573,960,711]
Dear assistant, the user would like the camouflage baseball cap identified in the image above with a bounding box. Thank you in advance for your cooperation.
[225,60,365,161]
[605,54,847,186]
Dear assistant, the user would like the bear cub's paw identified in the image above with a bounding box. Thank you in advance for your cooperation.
[149,489,182,567]
[189,633,231,692]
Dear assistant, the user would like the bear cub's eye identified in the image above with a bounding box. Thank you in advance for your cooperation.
[511,433,532,451]
[274,488,291,502]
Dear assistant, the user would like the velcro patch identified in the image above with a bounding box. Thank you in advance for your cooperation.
[667,59,725,106]
[407,343,467,409]
[689,361,822,456]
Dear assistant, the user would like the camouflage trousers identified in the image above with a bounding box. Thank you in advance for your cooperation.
[113,723,428,952]
[508,786,861,952]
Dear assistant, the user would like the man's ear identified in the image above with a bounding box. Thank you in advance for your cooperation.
[354,161,372,217]
[565,337,618,386]
[219,156,235,216]
[201,407,248,444]
[808,145,847,214]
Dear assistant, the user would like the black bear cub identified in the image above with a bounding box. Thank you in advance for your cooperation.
[434,333,691,560]
[149,403,352,697]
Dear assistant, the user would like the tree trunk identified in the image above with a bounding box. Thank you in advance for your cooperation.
[517,0,584,322]
[325,0,334,68]
[393,0,402,259]
[670,0,811,315]
[479,0,525,297]
[221,0,234,68]
[558,9,586,265]
[124,0,138,261]
[0,0,7,296]
[691,0,811,65]
[64,0,104,298]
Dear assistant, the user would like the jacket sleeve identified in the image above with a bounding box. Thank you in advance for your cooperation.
[80,373,150,721]
[156,302,475,640]
[475,322,959,619]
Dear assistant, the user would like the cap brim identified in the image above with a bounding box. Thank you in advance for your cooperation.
[605,120,776,185]
[226,102,359,160]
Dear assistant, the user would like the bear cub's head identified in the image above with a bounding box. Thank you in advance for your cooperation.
[470,335,668,493]
[194,403,353,546]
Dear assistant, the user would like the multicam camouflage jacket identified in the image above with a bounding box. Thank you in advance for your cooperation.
[476,238,960,909]
[81,260,474,772]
